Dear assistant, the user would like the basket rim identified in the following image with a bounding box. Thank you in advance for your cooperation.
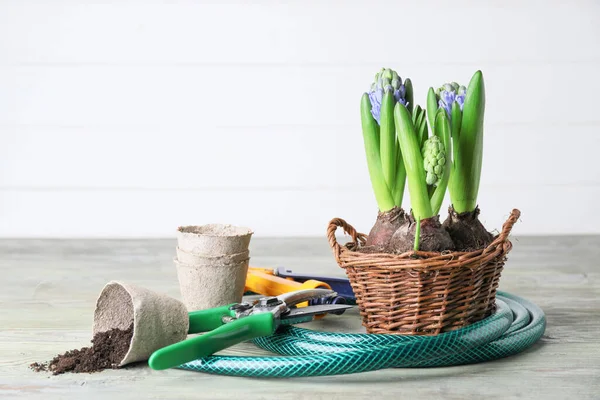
[328,209,520,271]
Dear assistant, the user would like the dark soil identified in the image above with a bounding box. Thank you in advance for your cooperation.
[31,325,133,375]
[442,206,494,251]
[29,362,47,372]
[389,214,455,253]
[362,207,406,252]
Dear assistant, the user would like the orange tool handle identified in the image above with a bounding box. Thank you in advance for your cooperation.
[245,268,331,310]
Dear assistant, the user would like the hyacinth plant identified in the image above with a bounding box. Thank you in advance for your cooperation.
[360,68,491,252]
[427,74,480,214]
[392,102,454,252]
[361,68,413,211]
[426,71,493,250]
[360,68,416,250]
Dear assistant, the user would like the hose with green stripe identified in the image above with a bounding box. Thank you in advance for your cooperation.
[179,291,545,377]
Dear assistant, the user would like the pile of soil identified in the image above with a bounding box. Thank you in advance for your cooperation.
[31,325,133,375]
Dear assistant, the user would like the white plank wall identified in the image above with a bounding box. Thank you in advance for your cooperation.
[0,0,598,237]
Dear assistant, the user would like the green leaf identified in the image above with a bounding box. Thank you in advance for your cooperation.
[414,107,428,148]
[426,87,437,131]
[411,106,428,147]
[404,78,414,114]
[449,100,462,175]
[429,109,452,215]
[394,103,433,220]
[437,109,452,161]
[451,101,462,143]
[393,146,407,207]
[412,104,421,125]
[449,70,485,213]
[361,93,395,212]
[418,111,429,148]
[413,218,421,251]
[380,92,397,195]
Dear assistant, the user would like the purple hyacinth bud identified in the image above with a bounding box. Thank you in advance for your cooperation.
[441,90,456,106]
[395,93,407,107]
[368,68,408,124]
[394,85,407,103]
[455,94,465,110]
[437,82,466,118]
[368,88,384,123]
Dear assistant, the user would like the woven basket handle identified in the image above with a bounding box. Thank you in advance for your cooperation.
[327,218,367,262]
[484,208,521,254]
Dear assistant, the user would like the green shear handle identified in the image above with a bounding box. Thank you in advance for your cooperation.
[148,289,351,371]
[149,305,275,370]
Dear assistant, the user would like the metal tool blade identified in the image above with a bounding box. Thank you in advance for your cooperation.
[279,304,353,325]
[276,288,336,307]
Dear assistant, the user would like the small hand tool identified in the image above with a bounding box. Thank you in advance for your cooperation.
[273,267,356,303]
[148,288,352,370]
[246,267,350,310]
[245,268,331,301]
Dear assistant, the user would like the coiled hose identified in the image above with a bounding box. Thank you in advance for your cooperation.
[179,291,545,377]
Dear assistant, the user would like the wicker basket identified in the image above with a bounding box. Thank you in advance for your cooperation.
[327,209,520,335]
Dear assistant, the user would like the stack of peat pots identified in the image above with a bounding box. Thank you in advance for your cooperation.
[175,224,253,311]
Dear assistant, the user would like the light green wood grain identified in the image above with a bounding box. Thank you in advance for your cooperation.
[0,237,599,399]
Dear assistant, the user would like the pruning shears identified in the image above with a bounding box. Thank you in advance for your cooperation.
[148,288,352,370]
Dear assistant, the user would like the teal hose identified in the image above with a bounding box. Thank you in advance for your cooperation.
[179,292,545,377]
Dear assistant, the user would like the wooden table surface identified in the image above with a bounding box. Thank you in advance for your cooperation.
[1,237,598,399]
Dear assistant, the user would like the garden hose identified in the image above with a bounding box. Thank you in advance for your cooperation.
[179,291,545,377]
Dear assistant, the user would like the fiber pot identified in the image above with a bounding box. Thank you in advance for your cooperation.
[176,247,249,266]
[174,257,249,311]
[177,224,253,256]
[93,281,189,366]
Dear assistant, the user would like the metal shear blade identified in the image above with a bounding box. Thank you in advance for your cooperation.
[280,303,353,325]
[276,288,337,307]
